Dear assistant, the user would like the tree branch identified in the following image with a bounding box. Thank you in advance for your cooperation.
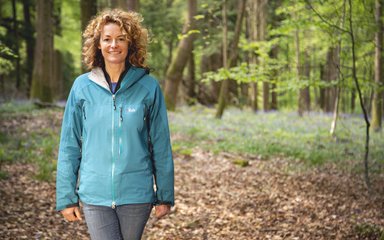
[304,0,349,34]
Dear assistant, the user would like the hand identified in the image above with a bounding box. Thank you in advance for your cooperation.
[155,204,171,219]
[61,206,82,222]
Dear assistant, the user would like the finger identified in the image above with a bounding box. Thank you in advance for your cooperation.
[63,212,76,221]
[155,207,169,218]
[74,207,83,221]
[62,209,77,222]
[63,214,75,222]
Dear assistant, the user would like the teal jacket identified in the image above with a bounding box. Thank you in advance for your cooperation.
[56,67,174,211]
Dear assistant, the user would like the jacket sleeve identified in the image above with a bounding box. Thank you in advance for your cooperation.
[149,84,175,206]
[56,84,83,211]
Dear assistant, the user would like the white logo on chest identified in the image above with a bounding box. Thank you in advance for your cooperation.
[127,107,136,113]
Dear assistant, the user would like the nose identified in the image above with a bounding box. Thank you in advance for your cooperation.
[111,39,118,48]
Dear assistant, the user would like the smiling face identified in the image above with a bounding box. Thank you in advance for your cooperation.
[98,23,129,68]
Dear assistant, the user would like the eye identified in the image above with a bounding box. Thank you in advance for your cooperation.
[103,38,110,42]
[118,37,126,42]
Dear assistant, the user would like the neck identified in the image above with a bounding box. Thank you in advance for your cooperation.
[105,63,125,83]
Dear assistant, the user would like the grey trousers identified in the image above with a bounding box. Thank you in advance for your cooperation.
[82,203,153,240]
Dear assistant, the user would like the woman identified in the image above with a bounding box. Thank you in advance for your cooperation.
[56,9,174,240]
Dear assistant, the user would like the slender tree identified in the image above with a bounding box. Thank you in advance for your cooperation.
[182,50,196,103]
[269,0,283,110]
[111,0,126,8]
[246,0,267,112]
[215,0,229,118]
[216,0,247,118]
[330,0,346,136]
[164,0,197,111]
[371,0,383,131]
[248,0,258,111]
[270,46,279,110]
[80,0,97,72]
[81,0,97,33]
[127,0,140,11]
[30,0,54,102]
[22,0,35,95]
[11,0,21,90]
[347,0,371,189]
[258,0,269,112]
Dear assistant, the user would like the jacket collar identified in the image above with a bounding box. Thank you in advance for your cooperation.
[89,67,109,91]
[88,67,147,92]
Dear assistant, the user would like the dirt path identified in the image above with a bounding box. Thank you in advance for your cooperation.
[1,148,383,239]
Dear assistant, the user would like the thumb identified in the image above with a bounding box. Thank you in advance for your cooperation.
[74,207,83,221]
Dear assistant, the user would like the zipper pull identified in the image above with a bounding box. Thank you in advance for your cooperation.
[120,107,123,122]
[112,95,116,110]
[112,201,116,209]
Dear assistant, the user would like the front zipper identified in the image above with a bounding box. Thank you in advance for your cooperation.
[118,107,123,177]
[111,94,116,209]
[82,105,86,120]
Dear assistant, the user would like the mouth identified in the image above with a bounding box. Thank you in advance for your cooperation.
[108,51,121,54]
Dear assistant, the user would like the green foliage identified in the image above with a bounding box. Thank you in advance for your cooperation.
[33,130,58,181]
[141,0,184,79]
[0,101,36,114]
[170,105,384,171]
[232,159,249,167]
[0,42,16,75]
[54,0,81,77]
[0,104,60,181]
[354,223,384,240]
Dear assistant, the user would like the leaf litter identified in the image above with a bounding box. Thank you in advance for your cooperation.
[0,111,383,239]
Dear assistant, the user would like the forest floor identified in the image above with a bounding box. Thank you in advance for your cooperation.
[0,109,384,239]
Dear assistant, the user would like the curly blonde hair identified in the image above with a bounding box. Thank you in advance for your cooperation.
[82,9,148,69]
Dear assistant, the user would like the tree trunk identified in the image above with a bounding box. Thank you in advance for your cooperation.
[228,0,247,105]
[303,50,311,111]
[216,0,247,117]
[371,0,383,131]
[163,0,174,79]
[348,0,371,189]
[53,49,63,100]
[256,0,269,112]
[81,0,97,71]
[81,0,97,32]
[197,52,222,105]
[23,0,35,95]
[319,64,326,110]
[163,39,174,80]
[323,47,339,112]
[110,0,126,8]
[351,89,356,112]
[330,0,346,136]
[330,86,341,135]
[270,46,278,110]
[12,0,21,90]
[215,0,229,118]
[127,0,140,11]
[182,49,196,104]
[248,0,259,111]
[164,0,197,111]
[30,0,54,103]
[295,29,304,116]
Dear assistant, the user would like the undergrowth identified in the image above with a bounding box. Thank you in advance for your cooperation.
[169,105,384,172]
[1,102,383,181]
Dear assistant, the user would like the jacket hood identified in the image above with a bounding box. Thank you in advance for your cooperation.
[88,67,148,92]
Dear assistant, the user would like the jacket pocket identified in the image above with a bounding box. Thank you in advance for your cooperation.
[120,103,145,131]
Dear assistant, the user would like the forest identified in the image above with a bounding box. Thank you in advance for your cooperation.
[0,0,384,239]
